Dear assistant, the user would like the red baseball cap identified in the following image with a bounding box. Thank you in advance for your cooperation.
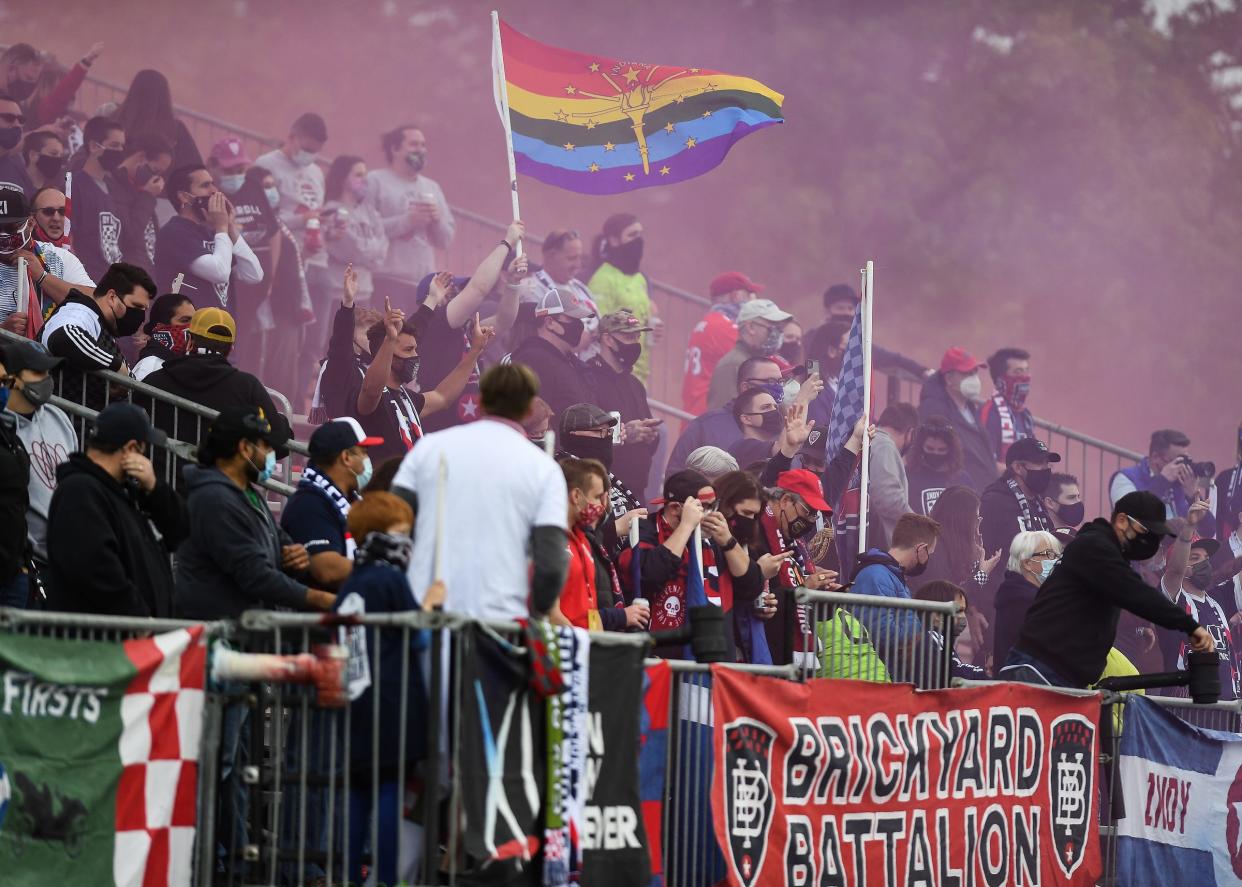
[939,347,985,375]
[709,271,764,299]
[776,469,831,514]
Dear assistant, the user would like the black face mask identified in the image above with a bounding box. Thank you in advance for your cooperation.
[728,514,757,545]
[0,126,21,151]
[758,409,784,437]
[192,194,213,214]
[922,450,951,471]
[393,355,420,385]
[35,154,63,180]
[98,148,126,172]
[133,163,157,187]
[784,500,816,540]
[115,302,146,337]
[565,433,613,471]
[552,315,585,349]
[1120,522,1162,562]
[1053,500,1085,527]
[1022,467,1052,494]
[907,552,930,578]
[1188,560,1214,592]
[778,340,802,364]
[610,340,642,371]
[607,237,644,276]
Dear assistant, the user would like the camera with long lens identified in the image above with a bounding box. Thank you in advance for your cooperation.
[1096,648,1220,704]
[1175,455,1216,480]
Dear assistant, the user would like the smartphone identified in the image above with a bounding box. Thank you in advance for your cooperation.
[805,359,821,377]
[609,411,623,443]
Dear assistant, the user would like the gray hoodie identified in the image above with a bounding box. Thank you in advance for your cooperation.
[5,403,77,560]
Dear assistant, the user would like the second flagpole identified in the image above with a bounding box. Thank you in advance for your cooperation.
[856,260,875,555]
[491,11,524,257]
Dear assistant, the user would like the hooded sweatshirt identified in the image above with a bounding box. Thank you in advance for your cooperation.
[849,549,924,658]
[144,352,292,448]
[44,452,186,617]
[174,464,308,619]
[5,401,77,560]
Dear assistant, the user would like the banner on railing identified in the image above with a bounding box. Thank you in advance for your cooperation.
[711,669,1102,886]
[1115,695,1242,884]
[0,626,207,887]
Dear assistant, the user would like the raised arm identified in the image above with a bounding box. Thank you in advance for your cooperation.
[444,220,525,329]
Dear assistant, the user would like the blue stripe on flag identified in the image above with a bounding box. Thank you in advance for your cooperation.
[823,308,865,470]
[1120,696,1225,775]
[1116,836,1217,884]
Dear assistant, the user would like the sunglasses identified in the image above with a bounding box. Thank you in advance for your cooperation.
[0,112,25,126]
[37,207,67,217]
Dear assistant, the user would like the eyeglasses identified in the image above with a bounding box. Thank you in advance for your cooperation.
[36,207,67,217]
[741,377,782,387]
[1127,516,1149,535]
[1031,549,1058,559]
[0,112,25,126]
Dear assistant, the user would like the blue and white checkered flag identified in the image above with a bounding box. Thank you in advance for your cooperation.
[823,307,866,459]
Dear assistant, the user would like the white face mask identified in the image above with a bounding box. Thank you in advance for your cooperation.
[292,149,316,168]
[959,374,983,402]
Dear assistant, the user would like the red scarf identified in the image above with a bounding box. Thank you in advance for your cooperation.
[759,504,814,651]
[645,511,730,631]
[32,224,70,250]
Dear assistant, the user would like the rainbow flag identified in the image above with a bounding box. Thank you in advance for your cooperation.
[492,20,784,195]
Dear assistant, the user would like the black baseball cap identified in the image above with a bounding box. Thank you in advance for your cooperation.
[0,339,61,374]
[656,468,712,507]
[1114,491,1175,537]
[1005,437,1062,466]
[560,403,616,435]
[308,417,383,460]
[207,406,287,456]
[91,403,167,448]
[1191,537,1221,559]
[0,187,29,222]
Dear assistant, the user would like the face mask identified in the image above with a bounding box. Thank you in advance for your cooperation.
[575,500,607,530]
[348,178,368,201]
[353,454,374,490]
[784,501,816,540]
[782,379,801,403]
[393,355,419,385]
[35,154,64,180]
[0,127,21,151]
[552,315,585,349]
[759,327,784,356]
[115,301,146,337]
[906,545,930,577]
[922,450,950,471]
[218,173,245,195]
[264,187,281,209]
[250,448,277,483]
[1120,521,1161,561]
[1022,466,1052,494]
[18,376,54,407]
[0,220,31,255]
[292,149,316,168]
[149,322,192,356]
[728,514,756,544]
[98,148,126,172]
[778,340,802,364]
[999,372,1031,411]
[1053,500,1085,527]
[757,409,784,437]
[610,340,642,371]
[958,374,983,402]
[191,194,213,215]
[1037,558,1057,582]
[758,381,784,404]
[607,236,644,276]
[565,434,614,471]
[1188,560,1214,592]
[405,150,427,172]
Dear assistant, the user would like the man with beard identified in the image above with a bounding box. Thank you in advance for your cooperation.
[155,164,264,308]
[517,228,601,361]
[0,188,94,335]
[1043,473,1085,533]
[22,130,66,193]
[556,403,645,553]
[73,116,129,280]
[979,347,1035,467]
[41,261,153,408]
[706,299,793,412]
[509,283,596,419]
[587,308,662,496]
[681,271,762,416]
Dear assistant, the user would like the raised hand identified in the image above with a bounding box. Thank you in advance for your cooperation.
[342,263,359,307]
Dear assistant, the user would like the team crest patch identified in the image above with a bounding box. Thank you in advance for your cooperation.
[1049,713,1095,878]
[723,718,775,887]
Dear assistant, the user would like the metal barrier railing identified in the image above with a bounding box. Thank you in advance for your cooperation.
[797,587,957,687]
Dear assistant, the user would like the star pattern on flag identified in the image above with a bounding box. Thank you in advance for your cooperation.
[702,110,713,118]
[585,118,597,129]
[674,94,685,103]
[555,110,569,123]
[659,165,671,176]
[588,62,600,72]
[603,142,616,151]
[564,84,577,95]
[563,142,575,151]
[624,172,636,181]
[664,122,675,133]
[685,137,697,148]
[623,67,640,84]
[588,162,600,172]
[459,395,480,419]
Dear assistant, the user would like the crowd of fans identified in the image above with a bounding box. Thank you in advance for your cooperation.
[0,39,1240,701]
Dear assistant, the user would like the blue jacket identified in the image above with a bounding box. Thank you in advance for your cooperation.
[667,401,740,474]
[850,549,923,657]
[1112,458,1216,538]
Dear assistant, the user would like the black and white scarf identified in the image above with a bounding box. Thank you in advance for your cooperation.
[1006,476,1054,534]
[355,531,413,570]
[299,465,357,558]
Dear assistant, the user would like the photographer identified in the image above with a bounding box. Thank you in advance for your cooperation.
[1109,429,1216,537]
[1001,491,1215,689]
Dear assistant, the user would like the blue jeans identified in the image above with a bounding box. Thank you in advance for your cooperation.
[1,571,28,608]
[216,691,251,872]
[999,649,1075,688]
[346,781,401,887]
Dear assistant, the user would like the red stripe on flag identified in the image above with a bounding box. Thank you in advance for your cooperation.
[148,693,181,760]
[179,629,207,690]
[116,764,148,831]
[171,761,198,827]
[123,637,164,693]
[144,828,170,887]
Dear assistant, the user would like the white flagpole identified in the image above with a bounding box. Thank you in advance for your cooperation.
[857,260,875,556]
[491,10,524,258]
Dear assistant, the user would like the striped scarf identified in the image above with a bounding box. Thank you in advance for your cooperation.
[298,465,356,558]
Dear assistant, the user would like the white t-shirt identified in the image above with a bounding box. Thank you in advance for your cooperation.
[0,242,94,323]
[254,149,326,267]
[393,417,568,621]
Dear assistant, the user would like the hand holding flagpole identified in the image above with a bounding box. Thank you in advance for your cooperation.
[857,261,874,556]
[491,10,524,258]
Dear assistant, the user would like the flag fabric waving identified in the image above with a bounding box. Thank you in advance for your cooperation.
[492,20,784,195]
[823,307,865,460]
[0,626,208,886]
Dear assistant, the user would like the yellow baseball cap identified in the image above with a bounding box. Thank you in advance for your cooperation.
[188,307,237,344]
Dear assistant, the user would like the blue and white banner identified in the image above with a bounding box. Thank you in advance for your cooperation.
[1116,696,1242,884]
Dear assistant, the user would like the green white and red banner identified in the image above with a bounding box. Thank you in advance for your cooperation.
[711,669,1102,886]
[0,626,208,886]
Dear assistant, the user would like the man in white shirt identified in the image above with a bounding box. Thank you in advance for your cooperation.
[0,187,94,334]
[392,362,569,620]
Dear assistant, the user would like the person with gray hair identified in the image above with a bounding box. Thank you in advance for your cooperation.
[992,530,1062,669]
[685,445,738,480]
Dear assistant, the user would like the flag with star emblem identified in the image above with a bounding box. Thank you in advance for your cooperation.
[492,20,784,195]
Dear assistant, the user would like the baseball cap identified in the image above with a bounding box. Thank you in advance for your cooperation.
[799,427,827,461]
[736,299,793,325]
[659,468,712,507]
[208,136,252,169]
[189,307,237,344]
[207,405,286,453]
[777,468,832,513]
[308,417,383,460]
[0,339,61,374]
[1005,437,1062,466]
[598,308,652,335]
[91,402,167,448]
[534,285,594,320]
[1114,491,1175,537]
[560,403,616,435]
[1191,537,1221,559]
[0,187,29,222]
[939,347,985,375]
[710,271,764,299]
[416,272,471,303]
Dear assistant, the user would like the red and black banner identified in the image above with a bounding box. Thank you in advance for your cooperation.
[711,669,1102,886]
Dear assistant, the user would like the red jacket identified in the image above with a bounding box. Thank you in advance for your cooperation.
[681,310,738,416]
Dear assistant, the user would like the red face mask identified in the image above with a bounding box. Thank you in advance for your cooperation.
[149,322,192,356]
[998,372,1031,411]
[576,500,607,530]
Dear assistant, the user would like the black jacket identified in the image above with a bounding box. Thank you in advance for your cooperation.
[993,570,1038,670]
[318,304,370,422]
[587,355,656,497]
[980,473,1054,561]
[1014,518,1201,687]
[108,170,158,275]
[174,465,308,619]
[918,374,998,492]
[0,414,29,582]
[508,335,594,418]
[44,453,186,616]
